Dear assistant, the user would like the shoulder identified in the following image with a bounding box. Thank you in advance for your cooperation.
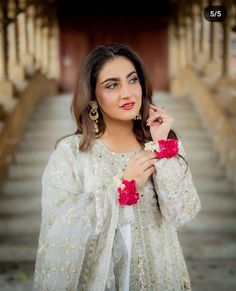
[55,134,91,163]
[56,134,82,154]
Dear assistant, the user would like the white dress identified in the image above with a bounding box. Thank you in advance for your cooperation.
[33,134,201,291]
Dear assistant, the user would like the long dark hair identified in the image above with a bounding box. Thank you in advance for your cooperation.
[55,43,188,172]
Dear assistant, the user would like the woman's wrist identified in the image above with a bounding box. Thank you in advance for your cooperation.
[113,173,140,206]
[144,138,179,159]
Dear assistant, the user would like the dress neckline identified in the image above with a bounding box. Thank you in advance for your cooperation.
[95,138,143,156]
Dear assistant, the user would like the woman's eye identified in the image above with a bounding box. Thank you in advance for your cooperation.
[106,83,118,89]
[129,77,139,84]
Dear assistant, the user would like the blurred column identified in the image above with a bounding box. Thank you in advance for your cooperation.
[0,1,15,111]
[41,17,49,75]
[7,0,25,81]
[17,0,28,68]
[0,3,7,81]
[192,2,201,62]
[185,16,193,64]
[222,2,233,78]
[203,0,221,77]
[48,15,60,80]
[25,4,36,76]
[35,15,42,69]
[179,25,187,68]
[198,0,210,67]
[200,0,209,53]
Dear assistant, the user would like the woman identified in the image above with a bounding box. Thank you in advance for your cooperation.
[33,43,201,291]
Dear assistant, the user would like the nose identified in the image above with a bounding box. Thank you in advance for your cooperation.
[120,82,132,99]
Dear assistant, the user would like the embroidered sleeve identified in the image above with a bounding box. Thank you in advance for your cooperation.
[33,139,93,290]
[152,139,201,229]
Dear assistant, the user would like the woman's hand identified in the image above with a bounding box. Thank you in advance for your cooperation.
[146,103,174,143]
[122,150,157,189]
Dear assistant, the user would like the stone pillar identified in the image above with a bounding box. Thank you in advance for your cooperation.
[17,11,28,67]
[35,16,42,69]
[209,22,220,62]
[178,24,187,68]
[203,0,221,77]
[41,24,49,74]
[185,16,193,65]
[25,4,36,75]
[222,5,232,78]
[7,0,25,82]
[0,5,7,81]
[48,16,60,80]
[192,3,201,62]
[0,2,15,110]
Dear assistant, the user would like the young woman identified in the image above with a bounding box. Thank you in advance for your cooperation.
[33,43,201,291]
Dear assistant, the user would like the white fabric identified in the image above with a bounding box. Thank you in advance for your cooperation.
[119,224,132,291]
[32,134,201,290]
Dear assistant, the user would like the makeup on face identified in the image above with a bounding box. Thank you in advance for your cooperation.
[95,56,142,121]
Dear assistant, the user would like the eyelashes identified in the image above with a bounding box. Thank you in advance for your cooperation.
[106,77,139,89]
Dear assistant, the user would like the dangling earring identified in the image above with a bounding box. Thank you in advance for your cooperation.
[89,101,99,133]
[134,111,142,120]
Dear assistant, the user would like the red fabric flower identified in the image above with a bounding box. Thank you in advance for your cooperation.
[118,180,140,206]
[155,139,179,158]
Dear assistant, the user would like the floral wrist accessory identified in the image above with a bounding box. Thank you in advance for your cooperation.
[113,172,140,206]
[144,139,179,158]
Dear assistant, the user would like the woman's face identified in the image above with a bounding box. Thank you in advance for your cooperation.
[95,56,142,124]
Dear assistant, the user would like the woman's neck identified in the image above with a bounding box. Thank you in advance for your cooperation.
[102,118,135,140]
[100,120,141,150]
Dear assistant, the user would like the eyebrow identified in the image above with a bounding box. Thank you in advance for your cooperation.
[100,70,137,85]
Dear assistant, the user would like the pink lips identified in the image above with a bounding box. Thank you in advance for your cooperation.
[120,102,135,110]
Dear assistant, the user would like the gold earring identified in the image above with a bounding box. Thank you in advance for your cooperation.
[134,111,142,120]
[89,101,99,133]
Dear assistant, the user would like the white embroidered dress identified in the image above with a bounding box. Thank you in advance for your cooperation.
[33,134,201,291]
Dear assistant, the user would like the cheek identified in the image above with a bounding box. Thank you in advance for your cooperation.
[99,92,118,108]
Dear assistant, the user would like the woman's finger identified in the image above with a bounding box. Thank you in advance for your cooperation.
[136,152,157,165]
[144,165,156,178]
[147,112,168,123]
[141,159,157,171]
[149,104,166,112]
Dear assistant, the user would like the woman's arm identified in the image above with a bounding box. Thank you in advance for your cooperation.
[152,139,202,229]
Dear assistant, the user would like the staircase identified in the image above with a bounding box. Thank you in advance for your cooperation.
[0,92,235,290]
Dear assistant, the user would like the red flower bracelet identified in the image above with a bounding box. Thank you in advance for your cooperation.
[144,139,179,158]
[155,139,179,158]
[113,173,140,206]
[118,179,140,206]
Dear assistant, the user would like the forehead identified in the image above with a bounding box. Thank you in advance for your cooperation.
[98,56,136,80]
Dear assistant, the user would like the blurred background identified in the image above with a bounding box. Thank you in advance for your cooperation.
[0,0,236,290]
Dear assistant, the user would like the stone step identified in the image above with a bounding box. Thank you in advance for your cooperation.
[193,177,232,193]
[0,244,37,263]
[26,122,75,131]
[0,214,41,236]
[183,212,236,234]
[1,179,42,196]
[183,258,236,291]
[0,196,41,215]
[178,232,236,259]
[0,234,38,262]
[198,192,236,212]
